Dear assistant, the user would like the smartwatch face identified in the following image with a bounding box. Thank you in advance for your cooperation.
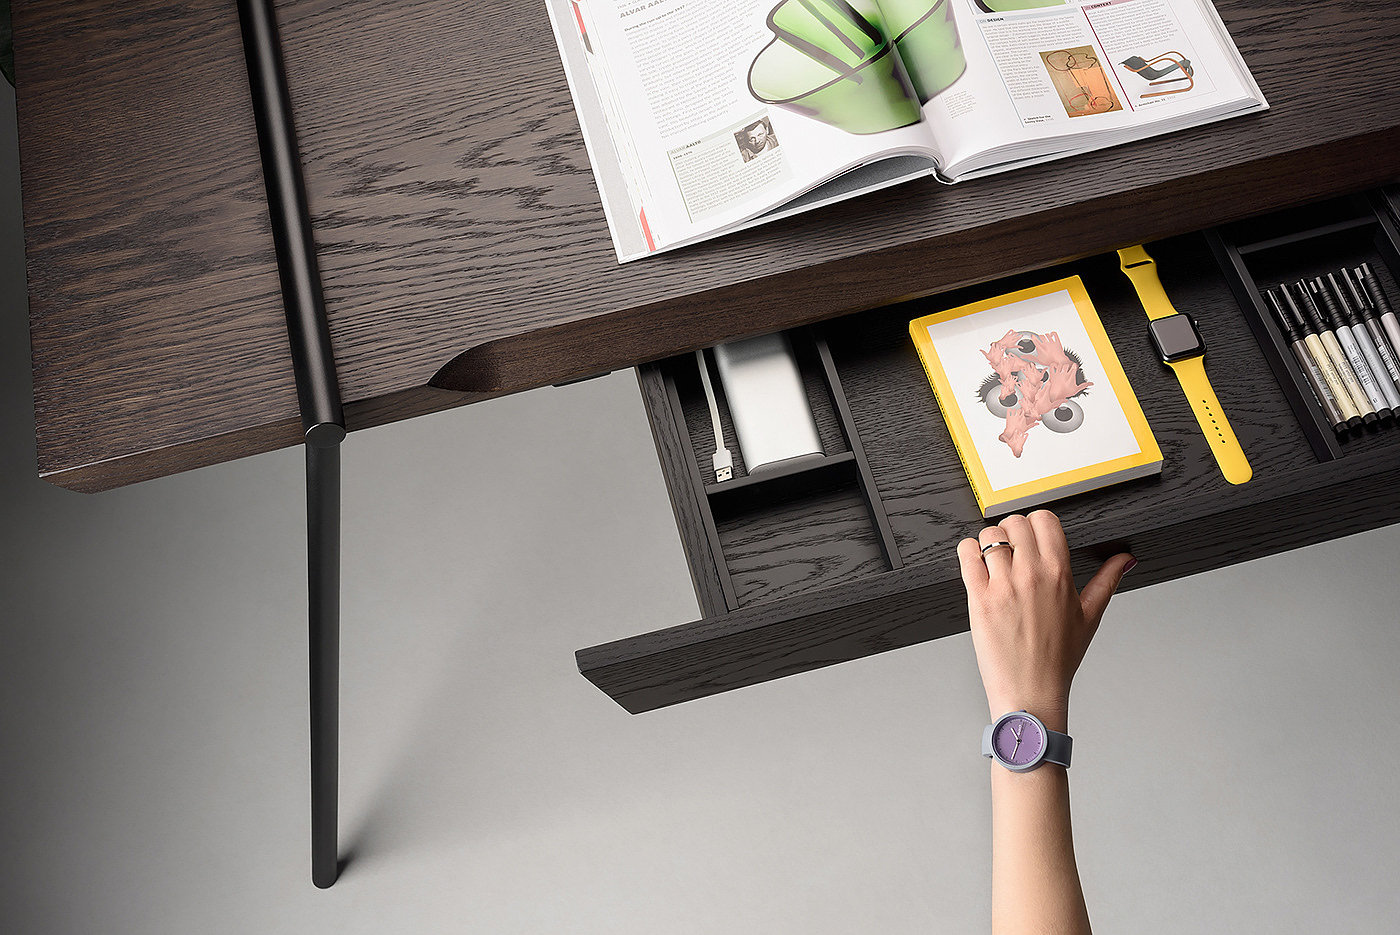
[1149,314,1205,363]
[991,714,1045,769]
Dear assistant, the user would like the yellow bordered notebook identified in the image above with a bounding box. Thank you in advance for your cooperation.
[909,277,1162,518]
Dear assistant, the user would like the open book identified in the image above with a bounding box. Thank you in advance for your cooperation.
[545,0,1266,262]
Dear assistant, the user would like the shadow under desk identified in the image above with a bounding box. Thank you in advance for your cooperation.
[578,205,1400,714]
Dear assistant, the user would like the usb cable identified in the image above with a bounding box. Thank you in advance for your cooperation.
[695,349,733,482]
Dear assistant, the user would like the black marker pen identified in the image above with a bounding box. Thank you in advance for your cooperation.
[1266,288,1346,433]
[1312,277,1391,421]
[1281,285,1363,429]
[1298,280,1376,423]
[1325,272,1399,415]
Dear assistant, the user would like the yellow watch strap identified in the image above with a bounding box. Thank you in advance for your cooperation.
[1166,357,1253,485]
[1117,245,1252,486]
[1118,246,1178,320]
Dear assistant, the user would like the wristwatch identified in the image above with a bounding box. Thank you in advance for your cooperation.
[982,711,1072,772]
[1118,245,1252,486]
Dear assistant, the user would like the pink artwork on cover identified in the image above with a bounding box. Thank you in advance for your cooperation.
[978,329,1094,457]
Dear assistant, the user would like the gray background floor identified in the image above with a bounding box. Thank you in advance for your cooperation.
[4,84,1400,934]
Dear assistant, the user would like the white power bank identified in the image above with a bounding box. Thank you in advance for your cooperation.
[712,333,823,472]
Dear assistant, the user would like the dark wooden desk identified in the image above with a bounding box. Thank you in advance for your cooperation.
[17,0,1400,493]
[15,0,1400,890]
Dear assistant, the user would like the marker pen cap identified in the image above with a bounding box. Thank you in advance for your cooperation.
[1324,273,1362,326]
[1358,264,1396,317]
[1292,282,1331,334]
[1341,268,1373,312]
[1309,278,1348,330]
[1265,288,1300,341]
[1360,264,1400,338]
[1279,285,1315,335]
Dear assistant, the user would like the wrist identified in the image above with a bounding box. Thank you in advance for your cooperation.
[987,696,1069,734]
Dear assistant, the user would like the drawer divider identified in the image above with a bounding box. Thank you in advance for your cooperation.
[813,333,903,571]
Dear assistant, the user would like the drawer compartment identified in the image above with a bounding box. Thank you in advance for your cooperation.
[648,333,900,615]
[578,196,1400,714]
[1208,189,1400,460]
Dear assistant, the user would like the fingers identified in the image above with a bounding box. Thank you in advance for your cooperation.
[972,511,1076,584]
[1027,510,1069,569]
[978,524,1014,575]
[1079,552,1138,632]
[998,513,1039,560]
[957,537,989,592]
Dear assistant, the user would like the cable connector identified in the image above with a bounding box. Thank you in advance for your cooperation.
[712,446,733,483]
[695,348,734,484]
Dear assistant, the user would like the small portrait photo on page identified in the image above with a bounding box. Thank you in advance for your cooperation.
[734,117,780,162]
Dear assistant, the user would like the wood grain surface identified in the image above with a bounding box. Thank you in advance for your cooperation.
[16,0,1400,490]
[717,484,887,608]
[635,368,731,616]
[15,0,299,492]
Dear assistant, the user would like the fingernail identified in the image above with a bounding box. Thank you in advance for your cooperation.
[1124,557,1139,573]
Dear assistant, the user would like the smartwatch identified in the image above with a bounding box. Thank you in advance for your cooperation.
[1118,245,1252,486]
[982,710,1072,772]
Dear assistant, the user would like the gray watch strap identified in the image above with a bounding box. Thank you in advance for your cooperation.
[1044,729,1072,767]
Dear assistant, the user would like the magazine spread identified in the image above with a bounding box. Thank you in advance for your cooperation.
[545,0,1266,262]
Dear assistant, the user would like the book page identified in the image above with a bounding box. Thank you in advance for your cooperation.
[546,0,941,260]
[920,0,1259,177]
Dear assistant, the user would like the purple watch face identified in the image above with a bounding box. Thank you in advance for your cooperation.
[992,714,1045,768]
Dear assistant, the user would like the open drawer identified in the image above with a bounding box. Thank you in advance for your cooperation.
[576,190,1400,714]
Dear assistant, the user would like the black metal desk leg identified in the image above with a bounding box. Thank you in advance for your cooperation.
[238,0,348,885]
[307,441,341,888]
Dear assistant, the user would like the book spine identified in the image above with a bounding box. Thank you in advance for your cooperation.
[913,352,989,515]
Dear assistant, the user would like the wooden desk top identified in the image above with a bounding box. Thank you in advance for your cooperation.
[17,0,1400,492]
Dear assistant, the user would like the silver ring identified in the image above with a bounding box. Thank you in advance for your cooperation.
[980,541,1014,557]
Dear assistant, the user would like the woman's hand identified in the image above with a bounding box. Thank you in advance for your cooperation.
[960,510,1123,934]
[956,510,1135,731]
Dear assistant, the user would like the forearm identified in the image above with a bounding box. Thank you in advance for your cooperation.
[990,765,1089,934]
[988,703,1090,935]
[959,513,1130,935]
